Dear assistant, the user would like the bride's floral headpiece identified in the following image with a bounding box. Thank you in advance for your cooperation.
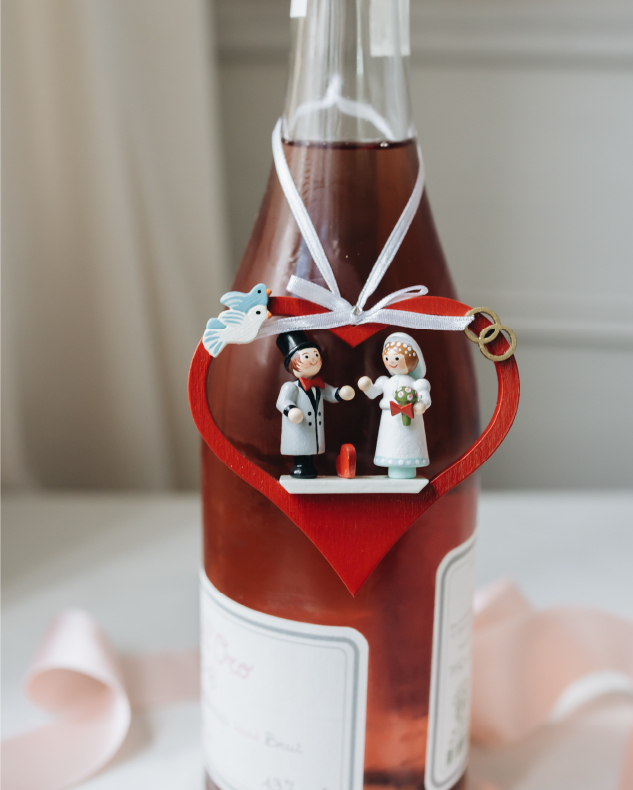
[383,340,417,358]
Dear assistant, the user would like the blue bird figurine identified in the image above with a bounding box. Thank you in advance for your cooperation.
[203,284,272,357]
[220,283,270,312]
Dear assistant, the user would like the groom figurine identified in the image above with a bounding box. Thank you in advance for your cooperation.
[276,331,355,479]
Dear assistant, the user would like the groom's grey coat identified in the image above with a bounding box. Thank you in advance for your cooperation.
[276,380,341,456]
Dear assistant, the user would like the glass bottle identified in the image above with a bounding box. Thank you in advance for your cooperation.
[202,1,478,788]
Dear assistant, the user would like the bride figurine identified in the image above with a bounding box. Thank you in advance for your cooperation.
[358,333,431,479]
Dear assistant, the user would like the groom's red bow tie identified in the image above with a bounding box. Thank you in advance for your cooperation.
[300,375,325,391]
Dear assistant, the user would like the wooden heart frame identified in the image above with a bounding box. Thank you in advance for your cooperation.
[189,295,520,595]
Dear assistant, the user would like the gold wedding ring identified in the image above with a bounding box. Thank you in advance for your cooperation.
[464,307,517,362]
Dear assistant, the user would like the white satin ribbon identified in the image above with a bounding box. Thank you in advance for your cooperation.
[288,74,397,142]
[258,119,473,338]
[257,276,472,336]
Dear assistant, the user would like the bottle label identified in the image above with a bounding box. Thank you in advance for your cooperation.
[370,0,410,58]
[200,574,369,790]
[425,533,477,790]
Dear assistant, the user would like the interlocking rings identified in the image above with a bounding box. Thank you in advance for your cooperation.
[464,307,517,362]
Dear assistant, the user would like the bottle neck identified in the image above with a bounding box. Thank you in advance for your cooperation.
[282,0,415,144]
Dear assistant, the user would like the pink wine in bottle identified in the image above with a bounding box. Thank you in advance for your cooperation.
[201,2,478,789]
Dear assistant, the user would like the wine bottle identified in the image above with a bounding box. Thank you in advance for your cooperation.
[201,2,479,789]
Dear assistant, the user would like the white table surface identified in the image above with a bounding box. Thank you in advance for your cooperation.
[2,490,633,789]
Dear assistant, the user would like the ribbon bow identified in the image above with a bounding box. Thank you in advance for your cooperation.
[256,120,474,340]
[299,375,325,391]
[390,401,414,419]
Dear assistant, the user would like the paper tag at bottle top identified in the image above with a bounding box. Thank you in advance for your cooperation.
[370,0,410,57]
[290,0,308,18]
[425,533,477,790]
[200,574,368,790]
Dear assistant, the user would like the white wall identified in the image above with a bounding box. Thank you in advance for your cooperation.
[215,0,633,490]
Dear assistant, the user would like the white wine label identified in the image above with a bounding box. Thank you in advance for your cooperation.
[290,0,308,19]
[425,533,477,790]
[370,0,410,58]
[201,573,369,790]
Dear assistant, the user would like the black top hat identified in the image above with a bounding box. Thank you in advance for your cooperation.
[276,331,320,370]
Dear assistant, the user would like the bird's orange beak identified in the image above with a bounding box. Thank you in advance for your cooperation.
[267,311,272,319]
[266,288,272,296]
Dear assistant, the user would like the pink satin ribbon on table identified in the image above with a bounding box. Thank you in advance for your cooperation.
[3,584,633,790]
[1,610,199,790]
[471,580,633,790]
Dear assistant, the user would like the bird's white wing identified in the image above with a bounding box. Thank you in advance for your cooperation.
[203,325,227,357]
[218,309,245,326]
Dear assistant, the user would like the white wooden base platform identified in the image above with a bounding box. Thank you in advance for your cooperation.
[278,475,429,494]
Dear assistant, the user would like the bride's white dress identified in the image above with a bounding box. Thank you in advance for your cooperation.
[365,374,431,468]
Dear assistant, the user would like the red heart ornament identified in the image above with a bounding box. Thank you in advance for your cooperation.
[189,295,519,595]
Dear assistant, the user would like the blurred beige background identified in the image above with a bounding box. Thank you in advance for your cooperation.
[3,0,633,492]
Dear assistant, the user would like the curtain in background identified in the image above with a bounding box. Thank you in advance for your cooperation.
[2,0,230,490]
